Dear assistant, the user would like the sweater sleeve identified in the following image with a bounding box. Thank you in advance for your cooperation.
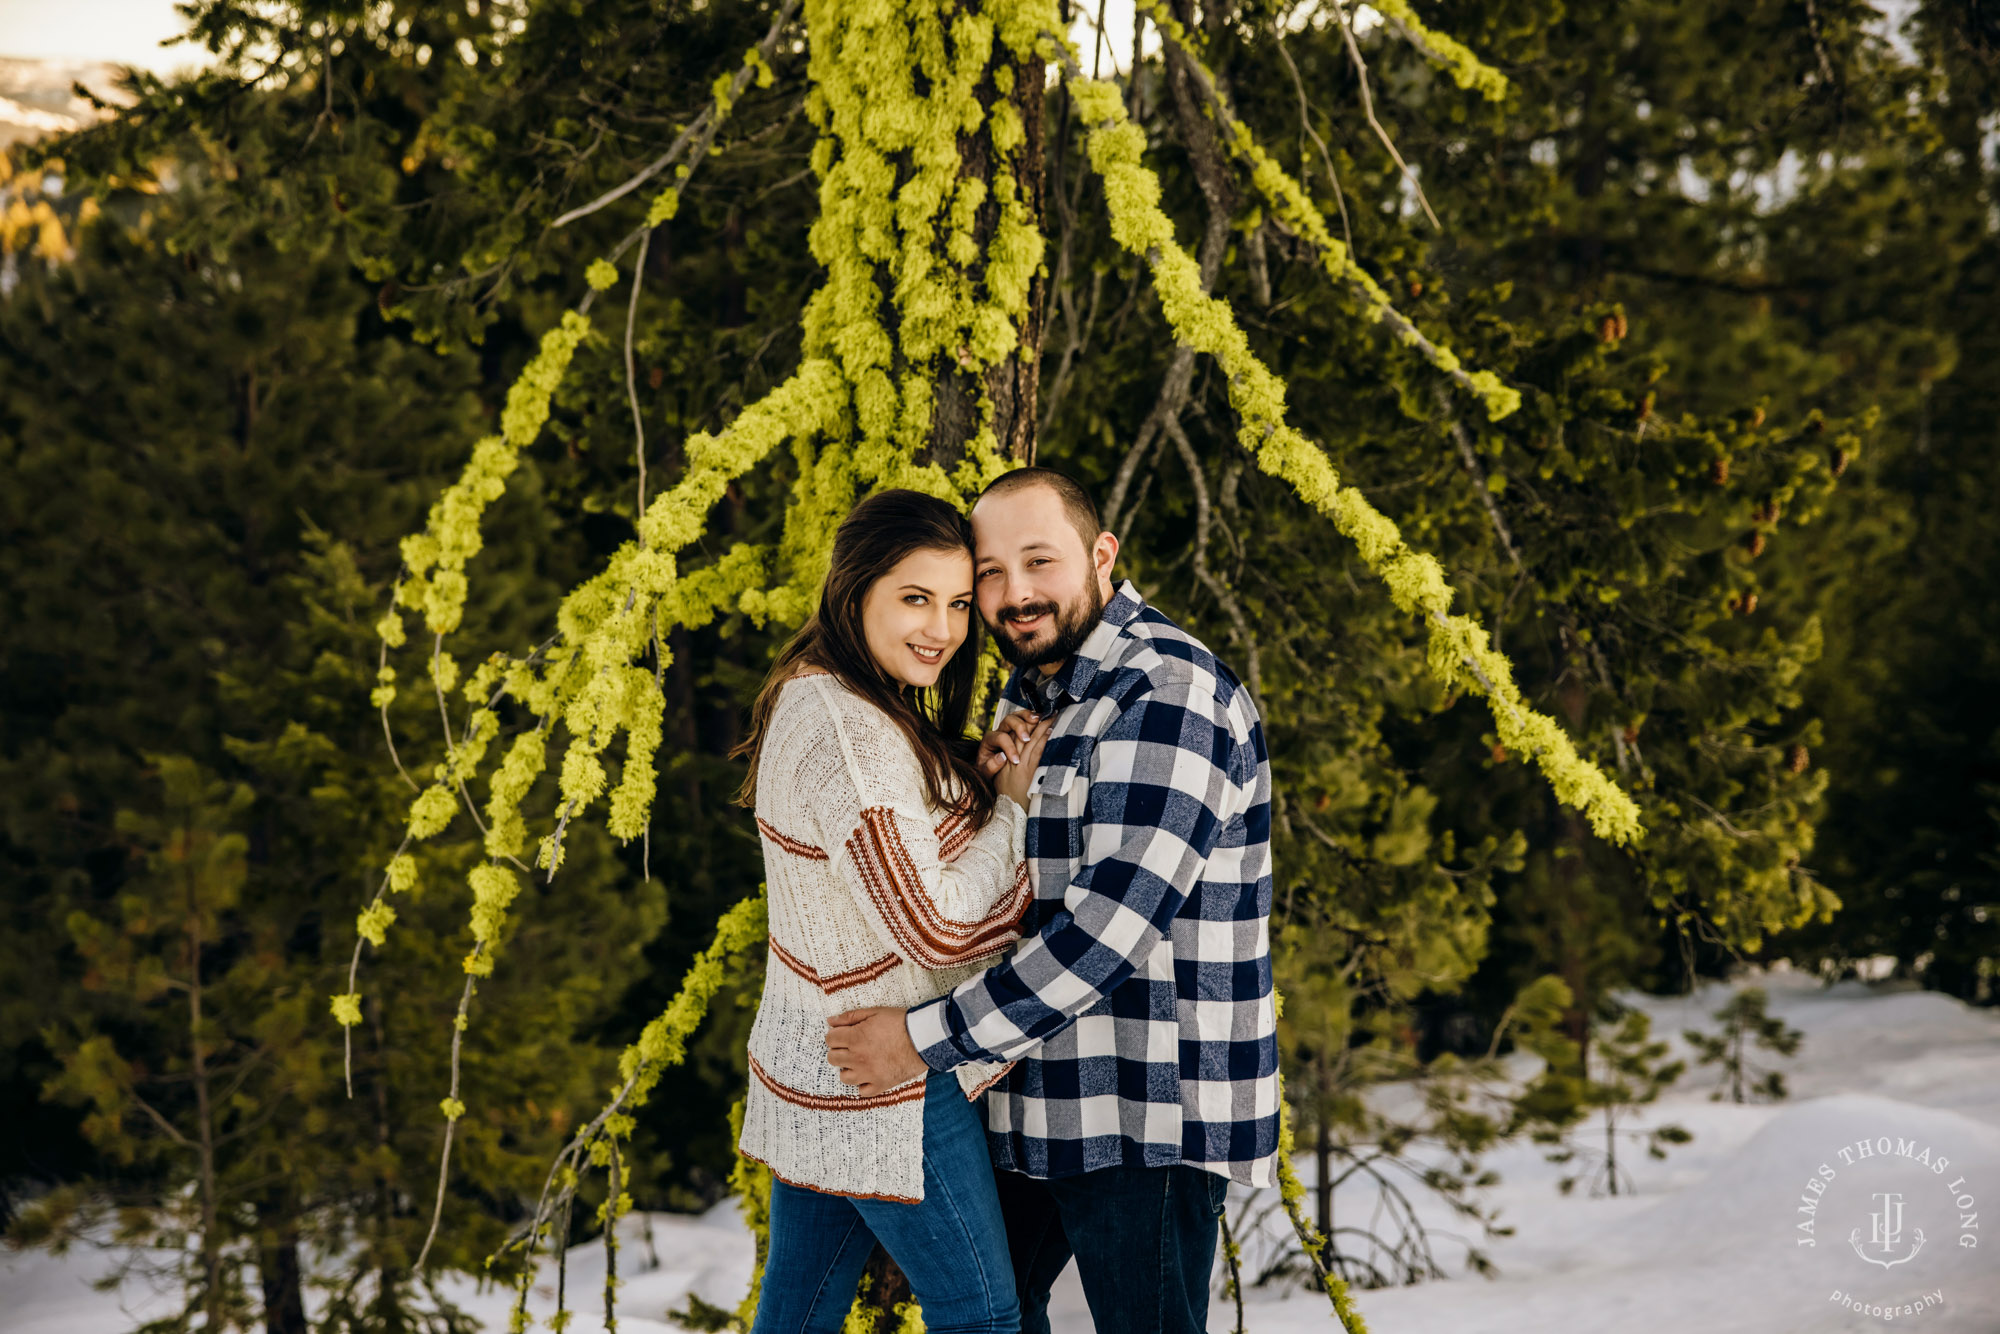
[802,678,1031,971]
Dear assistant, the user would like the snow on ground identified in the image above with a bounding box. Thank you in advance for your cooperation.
[6,966,1998,1333]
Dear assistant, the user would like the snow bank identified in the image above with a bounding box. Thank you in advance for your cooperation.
[5,969,1997,1333]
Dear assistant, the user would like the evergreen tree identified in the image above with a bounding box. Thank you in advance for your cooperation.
[8,1,1997,1330]
[1536,1000,1689,1199]
[0,157,669,1328]
[1776,3,2000,1003]
[1683,985,1804,1103]
[33,756,265,1334]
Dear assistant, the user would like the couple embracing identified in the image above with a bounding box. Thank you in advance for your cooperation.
[732,468,1278,1333]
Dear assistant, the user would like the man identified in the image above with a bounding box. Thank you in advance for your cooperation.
[826,467,1278,1332]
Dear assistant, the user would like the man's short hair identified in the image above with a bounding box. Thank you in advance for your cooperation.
[975,466,1104,553]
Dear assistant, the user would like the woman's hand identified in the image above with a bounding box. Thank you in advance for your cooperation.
[977,709,1041,775]
[994,714,1054,811]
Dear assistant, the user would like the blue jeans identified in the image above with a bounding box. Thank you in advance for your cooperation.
[750,1075,1020,1334]
[997,1162,1228,1334]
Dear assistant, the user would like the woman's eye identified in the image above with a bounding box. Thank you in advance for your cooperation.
[951,599,971,611]
[904,594,927,605]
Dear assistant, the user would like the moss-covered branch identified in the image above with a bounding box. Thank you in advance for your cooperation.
[1055,64,1642,844]
[1133,3,1519,421]
[488,892,769,1328]
[1277,1080,1372,1333]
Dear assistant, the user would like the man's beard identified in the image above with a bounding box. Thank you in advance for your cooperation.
[991,580,1106,670]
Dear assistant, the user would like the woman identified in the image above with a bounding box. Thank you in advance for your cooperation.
[731,489,1052,1333]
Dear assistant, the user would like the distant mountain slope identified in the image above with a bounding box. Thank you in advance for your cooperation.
[0,57,129,149]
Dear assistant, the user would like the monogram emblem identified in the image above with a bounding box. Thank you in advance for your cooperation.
[1848,1191,1926,1269]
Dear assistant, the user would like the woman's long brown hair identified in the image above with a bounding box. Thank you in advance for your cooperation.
[731,489,996,827]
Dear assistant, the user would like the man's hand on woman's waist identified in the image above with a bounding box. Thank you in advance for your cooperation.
[824,1005,929,1095]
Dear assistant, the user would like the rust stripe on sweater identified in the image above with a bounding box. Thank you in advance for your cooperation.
[757,815,829,861]
[766,933,900,994]
[749,1053,927,1112]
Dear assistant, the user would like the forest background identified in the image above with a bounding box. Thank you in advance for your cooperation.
[1,0,1997,1329]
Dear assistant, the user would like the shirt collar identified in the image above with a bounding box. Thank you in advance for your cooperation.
[1017,579,1145,708]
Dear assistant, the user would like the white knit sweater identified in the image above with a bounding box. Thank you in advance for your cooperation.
[738,669,1030,1203]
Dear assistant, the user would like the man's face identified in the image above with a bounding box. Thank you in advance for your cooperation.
[970,485,1112,671]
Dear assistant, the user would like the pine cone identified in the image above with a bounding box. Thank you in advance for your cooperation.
[1749,405,1765,429]
[1491,742,1509,764]
[1746,532,1767,558]
[1787,744,1810,774]
[1831,448,1850,476]
[1598,314,1620,344]
[1710,457,1731,486]
[1741,591,1758,615]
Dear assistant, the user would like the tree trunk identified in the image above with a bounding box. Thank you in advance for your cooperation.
[988,43,1047,465]
[917,21,1047,468]
[370,995,407,1331]
[834,0,1047,1316]
[1554,655,1595,1075]
[256,1201,309,1334]
[860,1245,916,1325]
[1314,1101,1334,1256]
[1603,1109,1618,1197]
[186,852,225,1333]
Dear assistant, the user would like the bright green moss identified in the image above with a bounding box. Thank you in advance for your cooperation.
[1069,73,1642,845]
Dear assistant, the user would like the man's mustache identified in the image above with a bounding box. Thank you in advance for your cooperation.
[999,601,1060,626]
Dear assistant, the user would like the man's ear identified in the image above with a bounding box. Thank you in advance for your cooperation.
[1093,531,1119,594]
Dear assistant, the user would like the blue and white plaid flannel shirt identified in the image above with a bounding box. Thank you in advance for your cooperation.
[905,579,1280,1185]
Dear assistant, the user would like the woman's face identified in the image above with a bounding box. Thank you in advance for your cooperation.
[859,545,975,689]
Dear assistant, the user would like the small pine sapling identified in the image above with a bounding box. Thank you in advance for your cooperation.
[1683,986,1804,1103]
[1539,1000,1691,1198]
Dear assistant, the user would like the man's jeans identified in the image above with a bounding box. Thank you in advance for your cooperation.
[751,1075,1020,1334]
[996,1162,1229,1334]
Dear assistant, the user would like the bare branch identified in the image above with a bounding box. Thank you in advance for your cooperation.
[377,628,418,792]
[1136,22,1504,410]
[1274,22,1353,253]
[627,230,652,521]
[1104,20,1238,534]
[1220,1210,1248,1334]
[1245,219,1271,308]
[1435,383,1520,569]
[1164,415,1263,710]
[342,830,413,1098]
[1331,0,1441,231]
[125,1086,195,1150]
[1686,794,1761,841]
[412,966,479,1273]
[549,0,804,230]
